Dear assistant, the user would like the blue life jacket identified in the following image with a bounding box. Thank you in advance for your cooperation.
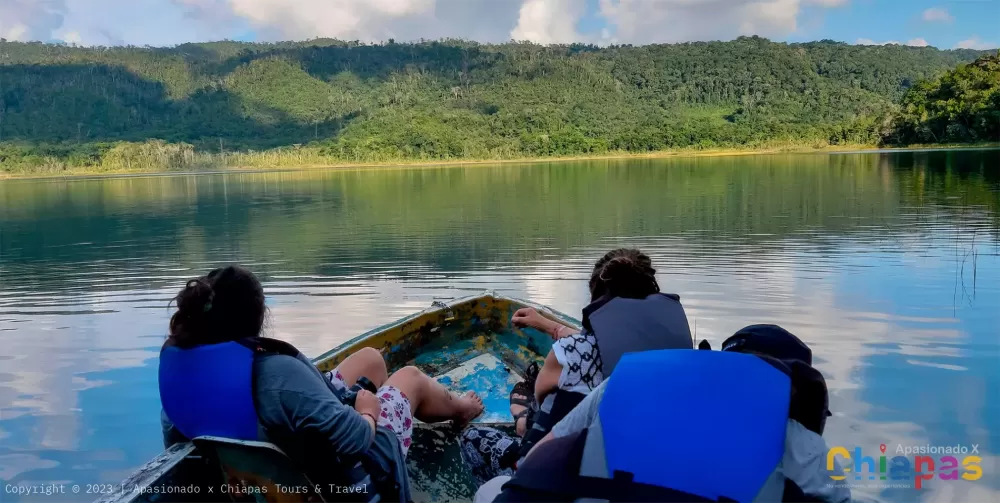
[159,339,261,441]
[499,350,794,502]
[518,293,692,458]
[159,338,391,502]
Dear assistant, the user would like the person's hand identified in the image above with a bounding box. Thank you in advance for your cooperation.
[512,308,549,330]
[513,308,573,339]
[355,389,381,419]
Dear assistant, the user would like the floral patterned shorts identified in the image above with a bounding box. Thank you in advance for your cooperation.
[327,369,415,456]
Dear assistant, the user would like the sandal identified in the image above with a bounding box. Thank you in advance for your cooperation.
[510,361,541,430]
[510,381,535,430]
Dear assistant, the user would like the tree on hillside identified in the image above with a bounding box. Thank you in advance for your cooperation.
[890,52,1000,144]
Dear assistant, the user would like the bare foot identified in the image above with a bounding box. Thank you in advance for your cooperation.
[454,391,484,426]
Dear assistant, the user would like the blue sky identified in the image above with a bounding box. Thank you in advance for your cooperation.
[788,0,1000,49]
[0,0,996,49]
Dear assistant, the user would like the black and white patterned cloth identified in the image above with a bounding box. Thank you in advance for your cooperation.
[552,332,605,393]
[460,426,520,485]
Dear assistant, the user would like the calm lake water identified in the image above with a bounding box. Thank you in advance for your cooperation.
[1,150,998,502]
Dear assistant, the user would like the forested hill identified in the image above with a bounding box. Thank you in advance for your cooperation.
[0,37,993,170]
[892,53,1000,145]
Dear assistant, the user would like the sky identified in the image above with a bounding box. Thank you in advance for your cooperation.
[0,0,997,50]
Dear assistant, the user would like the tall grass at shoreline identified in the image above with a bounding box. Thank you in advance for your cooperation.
[3,138,998,179]
[0,138,871,177]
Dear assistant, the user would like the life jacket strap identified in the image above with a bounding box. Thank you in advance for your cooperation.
[575,472,734,502]
[234,336,300,357]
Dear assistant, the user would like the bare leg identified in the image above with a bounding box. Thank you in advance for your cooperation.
[332,347,389,388]
[385,366,484,425]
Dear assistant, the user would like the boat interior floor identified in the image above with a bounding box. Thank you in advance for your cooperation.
[402,332,529,502]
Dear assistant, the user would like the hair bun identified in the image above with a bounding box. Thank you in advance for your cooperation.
[588,248,659,301]
[175,279,215,317]
[600,256,639,282]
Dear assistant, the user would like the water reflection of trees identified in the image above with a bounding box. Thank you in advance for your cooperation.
[1,151,996,294]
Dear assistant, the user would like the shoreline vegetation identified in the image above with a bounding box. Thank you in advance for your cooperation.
[3,141,999,180]
[0,38,996,179]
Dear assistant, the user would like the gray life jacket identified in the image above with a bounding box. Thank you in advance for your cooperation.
[518,293,692,458]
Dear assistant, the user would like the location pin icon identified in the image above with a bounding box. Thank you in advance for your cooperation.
[879,444,887,454]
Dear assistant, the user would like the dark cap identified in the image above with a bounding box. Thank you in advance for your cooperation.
[721,324,812,366]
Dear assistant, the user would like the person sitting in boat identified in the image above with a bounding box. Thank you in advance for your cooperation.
[462,248,693,483]
[474,326,851,503]
[158,266,484,502]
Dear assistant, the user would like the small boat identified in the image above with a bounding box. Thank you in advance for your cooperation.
[99,292,579,503]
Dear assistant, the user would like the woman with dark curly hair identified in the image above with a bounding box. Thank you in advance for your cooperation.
[461,249,693,485]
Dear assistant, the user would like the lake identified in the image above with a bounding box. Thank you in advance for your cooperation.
[1,150,998,502]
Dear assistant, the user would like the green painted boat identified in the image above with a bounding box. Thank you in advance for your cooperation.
[98,292,580,503]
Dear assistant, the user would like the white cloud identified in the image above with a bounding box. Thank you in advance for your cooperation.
[0,0,66,41]
[906,37,929,47]
[1,23,28,41]
[179,0,521,43]
[921,7,953,23]
[62,30,81,44]
[956,37,997,50]
[856,38,895,46]
[226,0,436,41]
[511,0,587,44]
